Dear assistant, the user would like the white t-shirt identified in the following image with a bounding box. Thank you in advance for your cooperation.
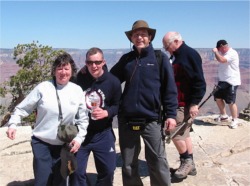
[218,48,241,86]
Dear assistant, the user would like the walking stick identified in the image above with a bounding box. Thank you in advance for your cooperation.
[165,84,220,144]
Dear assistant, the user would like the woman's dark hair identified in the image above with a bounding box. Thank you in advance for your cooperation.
[51,52,77,78]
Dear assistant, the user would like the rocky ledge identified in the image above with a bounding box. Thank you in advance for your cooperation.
[0,115,249,186]
[239,103,250,121]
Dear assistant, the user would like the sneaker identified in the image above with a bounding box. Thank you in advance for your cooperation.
[229,119,238,129]
[174,158,195,179]
[214,115,229,122]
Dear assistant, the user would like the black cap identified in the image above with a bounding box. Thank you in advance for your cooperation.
[216,40,228,48]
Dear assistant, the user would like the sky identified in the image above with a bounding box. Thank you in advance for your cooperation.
[0,1,249,49]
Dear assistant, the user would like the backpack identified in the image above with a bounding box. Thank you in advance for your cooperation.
[154,50,165,125]
[154,50,164,84]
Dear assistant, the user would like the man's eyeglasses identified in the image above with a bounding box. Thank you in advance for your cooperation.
[163,41,173,50]
[86,60,103,65]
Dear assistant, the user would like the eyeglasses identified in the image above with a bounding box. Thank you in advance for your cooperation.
[86,60,103,65]
[163,41,173,50]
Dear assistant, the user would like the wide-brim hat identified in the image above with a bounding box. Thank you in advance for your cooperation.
[125,20,156,42]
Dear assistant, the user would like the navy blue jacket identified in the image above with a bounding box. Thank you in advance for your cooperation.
[110,44,178,120]
[172,42,206,107]
[76,66,122,131]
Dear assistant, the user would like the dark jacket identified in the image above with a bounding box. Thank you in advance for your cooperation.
[110,44,178,120]
[76,66,122,131]
[172,42,206,107]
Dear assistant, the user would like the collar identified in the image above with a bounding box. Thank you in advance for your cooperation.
[83,65,108,82]
[132,43,154,58]
[173,41,186,57]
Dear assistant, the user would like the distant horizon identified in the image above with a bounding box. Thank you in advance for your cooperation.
[1,47,250,50]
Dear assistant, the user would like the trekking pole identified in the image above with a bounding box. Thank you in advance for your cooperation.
[165,84,220,144]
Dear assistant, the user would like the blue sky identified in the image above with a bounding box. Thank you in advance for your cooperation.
[0,1,249,49]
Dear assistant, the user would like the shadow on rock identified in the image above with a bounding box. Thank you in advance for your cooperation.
[116,152,149,177]
[170,167,187,183]
[7,179,34,186]
[194,118,229,127]
[116,152,123,167]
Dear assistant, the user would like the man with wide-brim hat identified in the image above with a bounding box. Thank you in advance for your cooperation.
[125,20,156,42]
[110,20,178,186]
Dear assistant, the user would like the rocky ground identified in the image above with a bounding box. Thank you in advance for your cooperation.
[0,115,250,186]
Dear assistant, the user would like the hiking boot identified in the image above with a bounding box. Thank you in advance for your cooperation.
[174,158,195,179]
[214,115,229,122]
[188,165,197,176]
[229,119,238,129]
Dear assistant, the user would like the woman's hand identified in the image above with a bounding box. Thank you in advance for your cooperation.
[69,140,80,153]
[6,128,16,140]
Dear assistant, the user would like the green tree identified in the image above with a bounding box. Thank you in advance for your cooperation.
[0,41,64,127]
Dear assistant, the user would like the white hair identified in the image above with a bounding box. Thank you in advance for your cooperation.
[169,32,183,43]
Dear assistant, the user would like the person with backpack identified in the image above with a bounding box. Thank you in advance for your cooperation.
[110,20,178,186]
[162,31,206,179]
